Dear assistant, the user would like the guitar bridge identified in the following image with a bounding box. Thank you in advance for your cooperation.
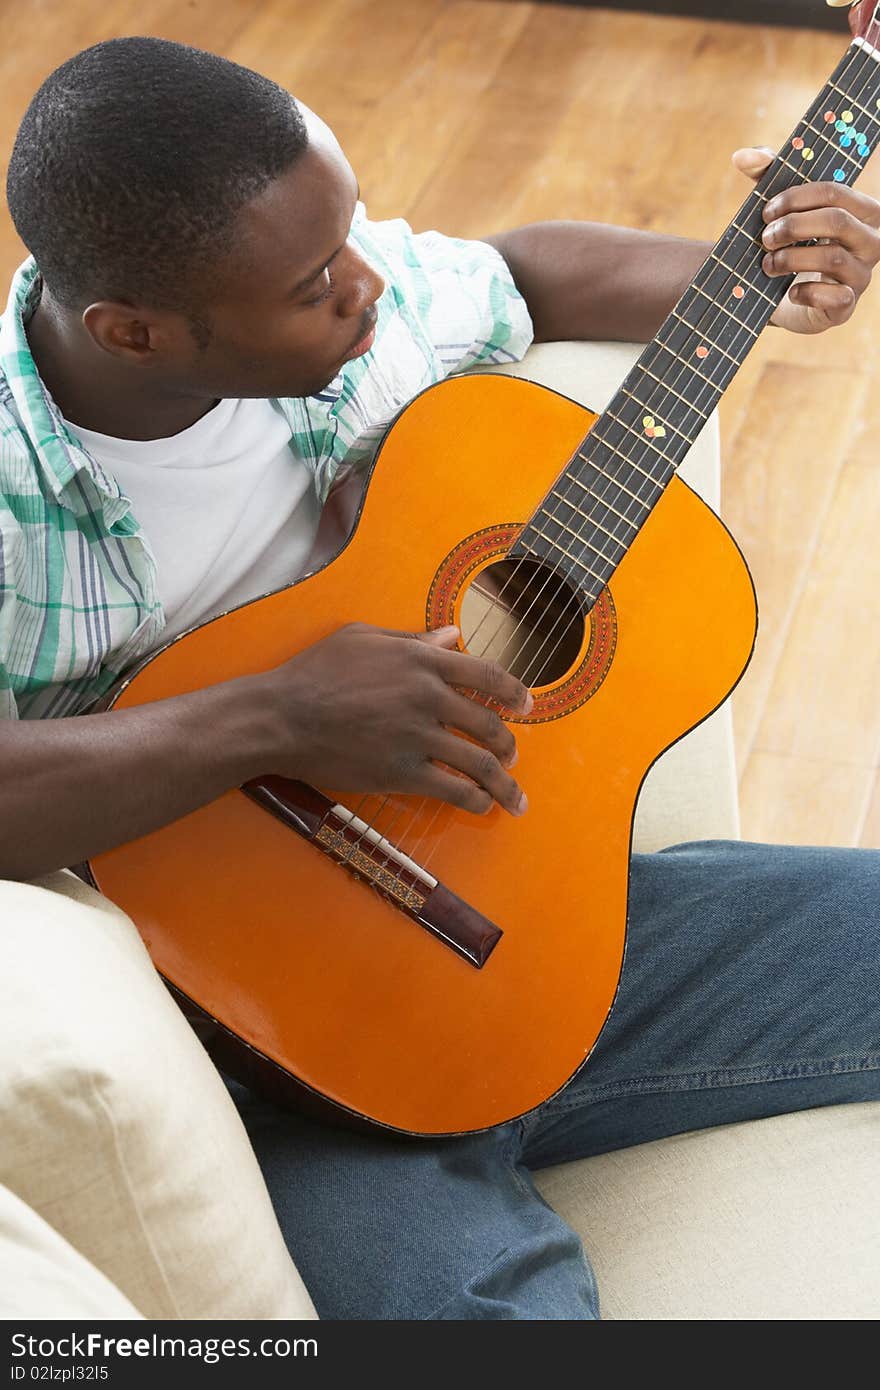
[242,775,503,968]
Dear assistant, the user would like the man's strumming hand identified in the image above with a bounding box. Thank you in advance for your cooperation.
[258,622,532,817]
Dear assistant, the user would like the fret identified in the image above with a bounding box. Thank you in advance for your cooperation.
[775,150,820,183]
[618,391,693,447]
[640,358,730,417]
[576,443,659,509]
[567,465,643,526]
[693,258,781,324]
[573,442,659,517]
[641,338,719,387]
[827,80,880,125]
[659,309,741,367]
[653,319,739,391]
[708,252,777,309]
[799,118,867,171]
[652,318,741,372]
[692,284,761,330]
[677,292,760,339]
[550,489,628,551]
[589,418,676,485]
[639,350,728,408]
[528,523,606,584]
[602,409,680,469]
[536,505,621,567]
[731,218,767,246]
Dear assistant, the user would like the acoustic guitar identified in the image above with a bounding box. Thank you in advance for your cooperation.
[82,1,880,1136]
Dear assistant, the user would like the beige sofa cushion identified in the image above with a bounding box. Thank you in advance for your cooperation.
[0,869,316,1321]
[0,1183,142,1319]
[535,1101,880,1320]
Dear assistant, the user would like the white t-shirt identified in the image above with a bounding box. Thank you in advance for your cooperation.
[65,396,321,643]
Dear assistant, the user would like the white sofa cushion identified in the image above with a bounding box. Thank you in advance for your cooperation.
[0,869,316,1321]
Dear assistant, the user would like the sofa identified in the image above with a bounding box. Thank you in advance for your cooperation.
[1,339,877,1321]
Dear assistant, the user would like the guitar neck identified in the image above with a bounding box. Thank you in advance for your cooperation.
[518,21,880,604]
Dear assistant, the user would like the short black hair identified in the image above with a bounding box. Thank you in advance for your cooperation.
[6,36,309,346]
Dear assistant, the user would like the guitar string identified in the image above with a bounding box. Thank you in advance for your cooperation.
[382,35,880,881]
[330,36,879,893]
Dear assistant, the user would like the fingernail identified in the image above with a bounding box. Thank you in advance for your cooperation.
[432,624,458,635]
[515,791,528,816]
[507,747,519,768]
[522,691,534,714]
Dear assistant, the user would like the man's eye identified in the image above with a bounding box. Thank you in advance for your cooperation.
[305,267,335,307]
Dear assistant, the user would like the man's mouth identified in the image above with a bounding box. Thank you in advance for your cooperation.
[343,310,378,361]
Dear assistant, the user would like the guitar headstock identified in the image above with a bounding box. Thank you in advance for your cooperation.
[827,1,880,44]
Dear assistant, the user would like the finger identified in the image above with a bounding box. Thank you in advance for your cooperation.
[416,624,461,648]
[426,645,534,715]
[436,686,518,767]
[763,181,880,230]
[785,277,858,317]
[762,242,870,291]
[410,763,513,817]
[762,206,880,259]
[731,146,775,179]
[427,731,527,816]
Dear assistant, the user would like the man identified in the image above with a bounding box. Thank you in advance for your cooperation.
[1,36,878,1319]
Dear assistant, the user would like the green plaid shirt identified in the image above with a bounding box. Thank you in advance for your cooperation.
[0,201,532,720]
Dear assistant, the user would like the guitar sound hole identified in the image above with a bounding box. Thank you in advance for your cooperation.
[459,557,586,686]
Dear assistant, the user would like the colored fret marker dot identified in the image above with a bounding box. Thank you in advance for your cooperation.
[859,145,871,158]
[642,416,666,439]
[732,285,745,299]
[836,120,847,132]
[824,111,836,123]
[841,137,853,148]
[842,110,853,123]
[695,345,709,359]
[802,148,814,161]
[833,169,846,182]
[792,137,804,150]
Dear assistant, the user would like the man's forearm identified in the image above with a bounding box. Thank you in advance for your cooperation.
[0,676,275,881]
[483,222,713,344]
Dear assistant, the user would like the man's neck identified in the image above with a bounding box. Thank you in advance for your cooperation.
[25,301,219,441]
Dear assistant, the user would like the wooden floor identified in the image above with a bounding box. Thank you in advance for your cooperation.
[1,0,877,848]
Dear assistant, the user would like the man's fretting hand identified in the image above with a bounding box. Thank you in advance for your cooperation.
[259,621,532,816]
[732,145,880,334]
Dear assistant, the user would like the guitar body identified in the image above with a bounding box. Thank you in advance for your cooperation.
[87,372,757,1136]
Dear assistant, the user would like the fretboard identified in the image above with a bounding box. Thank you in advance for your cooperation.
[518,31,880,605]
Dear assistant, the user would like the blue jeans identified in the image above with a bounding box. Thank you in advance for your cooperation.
[224,839,880,1319]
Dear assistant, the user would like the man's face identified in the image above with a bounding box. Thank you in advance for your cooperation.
[91,104,387,401]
